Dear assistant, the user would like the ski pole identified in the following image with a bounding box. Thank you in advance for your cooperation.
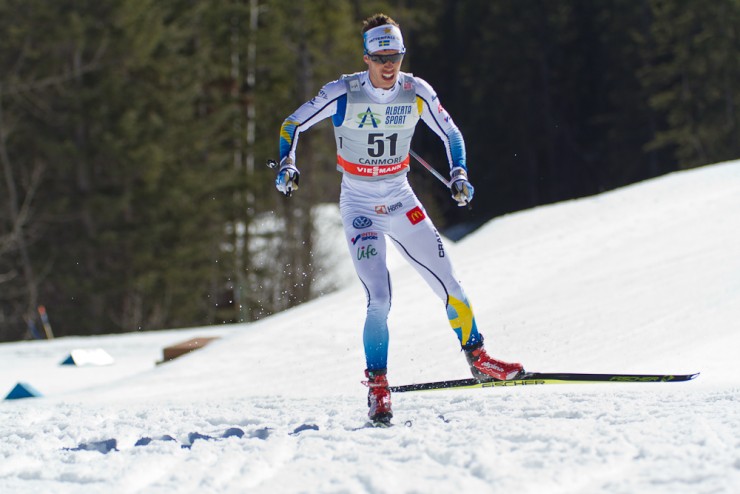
[409,150,450,188]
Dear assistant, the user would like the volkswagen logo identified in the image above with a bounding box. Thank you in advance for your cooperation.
[352,216,373,229]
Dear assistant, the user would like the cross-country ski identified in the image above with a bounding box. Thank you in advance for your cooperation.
[390,372,700,393]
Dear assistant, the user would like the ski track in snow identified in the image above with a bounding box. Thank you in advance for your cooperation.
[2,388,739,493]
[2,161,740,493]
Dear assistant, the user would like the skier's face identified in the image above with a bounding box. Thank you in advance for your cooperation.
[364,50,403,89]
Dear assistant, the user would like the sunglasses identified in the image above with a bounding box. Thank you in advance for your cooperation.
[367,53,404,64]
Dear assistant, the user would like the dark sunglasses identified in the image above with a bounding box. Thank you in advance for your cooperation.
[367,53,404,64]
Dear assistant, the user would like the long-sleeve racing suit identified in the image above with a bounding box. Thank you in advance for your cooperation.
[279,70,482,371]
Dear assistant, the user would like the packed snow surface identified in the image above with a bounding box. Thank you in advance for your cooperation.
[2,161,740,493]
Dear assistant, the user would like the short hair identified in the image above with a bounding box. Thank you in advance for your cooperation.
[362,13,400,34]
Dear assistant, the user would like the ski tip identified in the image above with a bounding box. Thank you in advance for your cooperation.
[368,413,393,428]
[671,372,701,381]
[371,420,393,428]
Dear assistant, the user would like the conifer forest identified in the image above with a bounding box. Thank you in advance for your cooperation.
[1,0,738,341]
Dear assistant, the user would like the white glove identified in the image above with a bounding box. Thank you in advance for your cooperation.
[449,167,474,206]
[275,159,300,196]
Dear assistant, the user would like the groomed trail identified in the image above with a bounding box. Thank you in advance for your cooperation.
[2,160,739,493]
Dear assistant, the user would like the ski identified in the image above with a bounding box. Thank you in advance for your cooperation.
[389,372,700,393]
[369,419,393,429]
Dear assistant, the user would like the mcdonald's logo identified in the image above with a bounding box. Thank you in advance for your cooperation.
[406,206,426,225]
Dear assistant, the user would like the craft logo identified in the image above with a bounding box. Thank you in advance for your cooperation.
[406,206,426,225]
[375,205,388,214]
[403,81,412,90]
[308,90,328,105]
[357,107,381,128]
[352,216,373,229]
[435,230,445,257]
[349,79,361,92]
[388,201,403,212]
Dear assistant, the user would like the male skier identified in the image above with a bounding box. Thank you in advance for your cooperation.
[275,13,523,424]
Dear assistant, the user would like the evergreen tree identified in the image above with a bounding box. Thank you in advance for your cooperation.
[0,0,112,339]
[36,0,221,335]
[2,0,738,342]
[1,0,236,337]
[642,0,740,168]
[254,0,358,315]
[406,0,688,227]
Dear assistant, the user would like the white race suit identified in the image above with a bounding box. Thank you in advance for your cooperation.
[279,71,482,371]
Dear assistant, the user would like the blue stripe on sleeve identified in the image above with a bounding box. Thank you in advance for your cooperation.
[332,94,347,127]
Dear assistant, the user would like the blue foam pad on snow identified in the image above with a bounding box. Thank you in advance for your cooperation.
[290,424,319,436]
[4,382,43,400]
[65,439,118,454]
[135,435,176,446]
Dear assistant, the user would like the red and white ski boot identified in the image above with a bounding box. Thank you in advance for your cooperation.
[363,369,392,426]
[464,344,524,381]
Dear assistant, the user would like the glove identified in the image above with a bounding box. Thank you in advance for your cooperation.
[275,159,300,196]
[449,167,474,206]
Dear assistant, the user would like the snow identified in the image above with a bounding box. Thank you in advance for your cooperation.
[2,160,740,493]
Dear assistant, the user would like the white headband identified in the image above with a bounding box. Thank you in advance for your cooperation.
[363,24,405,54]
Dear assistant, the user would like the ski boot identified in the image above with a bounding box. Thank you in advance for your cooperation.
[363,369,392,426]
[464,342,524,381]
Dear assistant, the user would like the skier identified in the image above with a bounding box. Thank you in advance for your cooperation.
[275,13,523,424]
